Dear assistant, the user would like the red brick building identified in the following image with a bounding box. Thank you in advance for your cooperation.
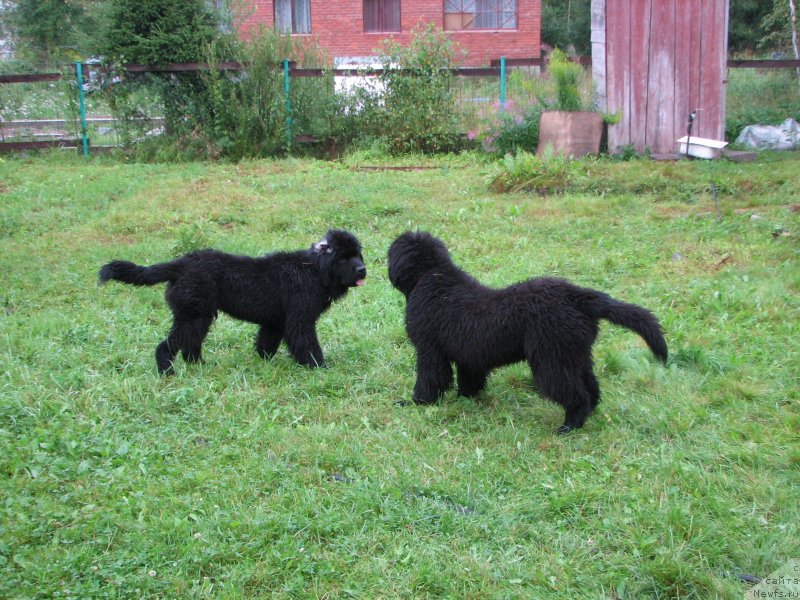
[236,1,541,66]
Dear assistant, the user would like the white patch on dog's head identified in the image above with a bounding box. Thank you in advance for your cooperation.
[313,238,333,254]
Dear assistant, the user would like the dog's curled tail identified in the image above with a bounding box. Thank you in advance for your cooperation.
[99,260,180,286]
[582,291,668,363]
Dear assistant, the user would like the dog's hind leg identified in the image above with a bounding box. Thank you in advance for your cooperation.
[555,383,594,434]
[156,338,179,375]
[255,323,283,359]
[583,368,601,409]
[156,316,212,374]
[456,365,488,398]
[412,347,453,404]
[179,316,214,364]
[528,356,594,434]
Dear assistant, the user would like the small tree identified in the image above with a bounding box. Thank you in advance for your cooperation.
[7,0,84,64]
[101,0,230,136]
[102,0,221,65]
[365,23,466,154]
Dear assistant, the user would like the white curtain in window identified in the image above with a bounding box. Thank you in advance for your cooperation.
[275,0,292,32]
[292,0,310,33]
[476,0,496,29]
[499,0,516,29]
[475,0,516,29]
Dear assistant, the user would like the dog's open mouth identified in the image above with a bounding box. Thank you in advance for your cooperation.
[355,279,365,287]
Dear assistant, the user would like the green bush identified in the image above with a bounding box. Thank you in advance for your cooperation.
[362,23,467,154]
[202,30,347,159]
[101,22,471,159]
[200,31,321,159]
[101,0,235,144]
[103,28,337,160]
[468,52,596,157]
[489,148,578,194]
[470,99,543,156]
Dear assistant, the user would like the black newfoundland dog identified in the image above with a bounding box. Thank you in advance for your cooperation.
[387,231,667,433]
[100,229,366,374]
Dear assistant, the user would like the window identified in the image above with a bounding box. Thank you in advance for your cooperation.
[444,0,517,30]
[212,0,232,32]
[275,0,311,34]
[364,0,401,33]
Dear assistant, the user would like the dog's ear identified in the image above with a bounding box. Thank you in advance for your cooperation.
[312,238,333,254]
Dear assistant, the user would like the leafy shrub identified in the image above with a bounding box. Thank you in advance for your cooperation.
[100,0,234,148]
[103,28,337,160]
[360,23,467,154]
[200,30,317,159]
[470,99,544,155]
[204,31,345,159]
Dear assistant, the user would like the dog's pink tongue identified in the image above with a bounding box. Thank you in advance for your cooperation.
[356,279,365,286]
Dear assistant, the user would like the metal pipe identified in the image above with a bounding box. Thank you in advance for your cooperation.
[75,62,89,157]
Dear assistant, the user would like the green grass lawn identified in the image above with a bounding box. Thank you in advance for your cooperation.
[0,151,798,598]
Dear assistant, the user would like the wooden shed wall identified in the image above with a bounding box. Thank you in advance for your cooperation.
[594,0,729,155]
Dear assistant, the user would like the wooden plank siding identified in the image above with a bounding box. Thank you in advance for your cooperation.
[629,0,650,153]
[600,0,730,155]
[605,0,628,146]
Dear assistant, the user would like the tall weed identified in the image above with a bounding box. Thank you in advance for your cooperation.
[548,48,586,112]
[726,68,800,140]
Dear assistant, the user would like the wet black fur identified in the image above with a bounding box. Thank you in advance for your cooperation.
[387,231,667,433]
[99,230,366,374]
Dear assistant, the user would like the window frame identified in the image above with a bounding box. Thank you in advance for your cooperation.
[363,0,402,34]
[274,0,312,35]
[443,0,518,31]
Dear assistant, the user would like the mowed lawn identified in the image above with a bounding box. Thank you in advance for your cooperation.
[0,151,798,598]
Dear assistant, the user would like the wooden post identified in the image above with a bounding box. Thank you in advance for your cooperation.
[789,0,800,91]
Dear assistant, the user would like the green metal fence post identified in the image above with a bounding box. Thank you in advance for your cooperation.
[283,59,292,152]
[75,62,89,157]
[499,56,506,111]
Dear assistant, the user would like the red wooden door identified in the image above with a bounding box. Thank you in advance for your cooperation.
[603,0,729,155]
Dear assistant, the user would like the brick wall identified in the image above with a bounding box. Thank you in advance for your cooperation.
[237,1,541,66]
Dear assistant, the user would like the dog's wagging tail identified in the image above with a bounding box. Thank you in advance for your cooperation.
[99,229,366,374]
[387,230,667,434]
[99,260,182,287]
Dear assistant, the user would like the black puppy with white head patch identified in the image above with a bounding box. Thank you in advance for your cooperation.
[100,229,365,373]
